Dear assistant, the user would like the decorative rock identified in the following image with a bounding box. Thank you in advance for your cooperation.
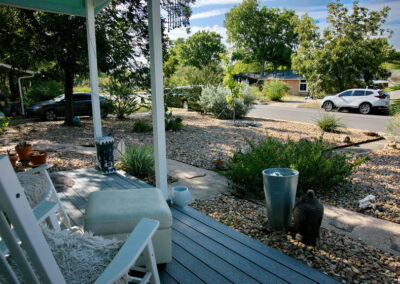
[342,136,351,143]
[330,218,356,232]
[390,236,400,252]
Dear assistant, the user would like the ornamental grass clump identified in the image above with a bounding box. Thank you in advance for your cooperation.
[132,120,152,133]
[316,114,346,132]
[262,79,289,101]
[223,137,364,198]
[121,144,154,179]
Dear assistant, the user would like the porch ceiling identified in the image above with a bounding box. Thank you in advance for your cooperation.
[0,0,110,16]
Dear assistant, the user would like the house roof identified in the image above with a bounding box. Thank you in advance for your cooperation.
[260,70,304,80]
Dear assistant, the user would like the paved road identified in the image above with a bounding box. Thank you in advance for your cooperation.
[248,104,390,133]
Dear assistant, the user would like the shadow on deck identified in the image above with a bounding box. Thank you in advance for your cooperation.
[59,168,338,284]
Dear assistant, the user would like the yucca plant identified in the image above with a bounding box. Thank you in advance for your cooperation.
[316,114,345,132]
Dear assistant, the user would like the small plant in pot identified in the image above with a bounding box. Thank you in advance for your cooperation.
[15,141,33,161]
[7,149,18,168]
[29,151,47,166]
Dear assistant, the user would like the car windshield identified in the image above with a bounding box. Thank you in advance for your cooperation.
[52,95,65,102]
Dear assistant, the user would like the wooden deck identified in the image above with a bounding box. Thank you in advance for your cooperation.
[59,168,338,284]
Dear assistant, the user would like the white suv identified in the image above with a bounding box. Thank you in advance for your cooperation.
[321,88,390,114]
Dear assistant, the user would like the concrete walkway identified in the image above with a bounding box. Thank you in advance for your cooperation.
[167,159,229,200]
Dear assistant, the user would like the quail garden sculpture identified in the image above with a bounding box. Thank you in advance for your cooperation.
[293,189,324,246]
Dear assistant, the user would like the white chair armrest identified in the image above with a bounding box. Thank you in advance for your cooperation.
[23,164,52,174]
[94,218,160,284]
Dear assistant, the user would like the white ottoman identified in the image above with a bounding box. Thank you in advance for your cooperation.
[84,188,172,264]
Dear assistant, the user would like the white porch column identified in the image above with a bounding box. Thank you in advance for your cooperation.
[148,0,168,198]
[85,0,102,139]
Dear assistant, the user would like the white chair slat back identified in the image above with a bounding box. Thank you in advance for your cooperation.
[0,155,65,284]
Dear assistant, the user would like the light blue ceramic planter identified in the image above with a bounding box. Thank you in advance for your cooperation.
[172,186,191,208]
[262,168,299,230]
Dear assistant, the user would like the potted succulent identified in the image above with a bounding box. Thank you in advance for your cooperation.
[15,141,33,161]
[28,151,47,166]
[7,149,18,168]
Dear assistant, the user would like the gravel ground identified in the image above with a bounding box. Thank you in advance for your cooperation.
[322,148,400,223]
[2,112,378,170]
[1,112,399,223]
[192,194,400,283]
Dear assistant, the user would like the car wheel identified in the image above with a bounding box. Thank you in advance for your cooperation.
[359,103,371,114]
[44,110,57,121]
[322,101,334,112]
[101,108,108,119]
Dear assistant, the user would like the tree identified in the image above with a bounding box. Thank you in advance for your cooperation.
[177,31,226,69]
[0,0,184,124]
[224,0,298,75]
[292,1,393,95]
[164,32,225,87]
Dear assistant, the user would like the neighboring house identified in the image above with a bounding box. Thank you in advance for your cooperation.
[258,70,308,95]
[233,70,308,95]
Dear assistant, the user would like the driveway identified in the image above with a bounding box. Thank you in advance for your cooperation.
[248,104,390,133]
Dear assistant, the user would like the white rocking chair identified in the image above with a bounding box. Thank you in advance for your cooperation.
[17,163,72,230]
[0,155,160,284]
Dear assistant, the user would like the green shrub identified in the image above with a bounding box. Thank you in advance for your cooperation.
[223,137,363,198]
[0,117,10,134]
[262,79,290,101]
[315,114,346,132]
[25,80,63,106]
[132,120,152,133]
[165,111,183,131]
[199,85,255,119]
[386,114,400,142]
[385,84,400,92]
[389,99,400,115]
[164,86,203,111]
[121,145,154,179]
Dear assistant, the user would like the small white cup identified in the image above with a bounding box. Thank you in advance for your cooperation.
[172,186,191,207]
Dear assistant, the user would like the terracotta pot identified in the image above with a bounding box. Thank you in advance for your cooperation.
[29,151,47,166]
[8,153,18,168]
[15,144,33,161]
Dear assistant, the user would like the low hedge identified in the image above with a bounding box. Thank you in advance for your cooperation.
[223,137,364,198]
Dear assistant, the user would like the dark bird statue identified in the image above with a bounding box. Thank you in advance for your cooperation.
[293,190,324,246]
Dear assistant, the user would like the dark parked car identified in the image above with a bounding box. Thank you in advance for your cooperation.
[26,92,113,121]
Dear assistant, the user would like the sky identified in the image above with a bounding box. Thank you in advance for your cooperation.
[167,0,400,50]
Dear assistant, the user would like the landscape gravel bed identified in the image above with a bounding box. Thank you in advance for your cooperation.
[3,112,377,170]
[191,194,400,283]
[1,112,398,223]
[322,148,400,224]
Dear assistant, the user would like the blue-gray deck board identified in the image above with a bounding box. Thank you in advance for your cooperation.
[59,168,338,284]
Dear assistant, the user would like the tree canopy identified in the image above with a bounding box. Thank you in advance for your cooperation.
[164,31,226,87]
[177,31,226,69]
[224,0,298,75]
[292,1,393,95]
[0,0,181,124]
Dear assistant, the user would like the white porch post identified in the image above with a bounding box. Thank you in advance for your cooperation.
[85,0,102,139]
[148,0,168,198]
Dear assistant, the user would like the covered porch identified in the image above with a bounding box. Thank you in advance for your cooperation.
[58,168,337,283]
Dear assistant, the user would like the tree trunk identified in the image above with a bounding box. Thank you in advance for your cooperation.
[8,71,19,101]
[260,59,266,76]
[64,67,74,126]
